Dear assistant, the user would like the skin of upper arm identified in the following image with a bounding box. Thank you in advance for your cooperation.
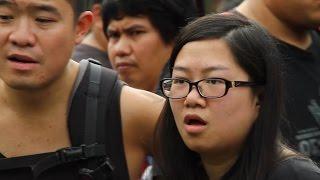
[120,86,165,179]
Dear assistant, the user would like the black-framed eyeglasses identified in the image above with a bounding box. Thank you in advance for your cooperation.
[160,78,264,99]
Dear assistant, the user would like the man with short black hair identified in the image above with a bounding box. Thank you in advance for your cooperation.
[102,0,198,92]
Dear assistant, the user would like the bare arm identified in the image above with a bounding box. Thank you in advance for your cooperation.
[120,86,165,179]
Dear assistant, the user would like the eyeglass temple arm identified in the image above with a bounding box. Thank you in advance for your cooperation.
[232,81,265,87]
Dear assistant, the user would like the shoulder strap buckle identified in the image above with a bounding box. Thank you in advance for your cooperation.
[87,58,102,66]
[32,144,107,179]
[79,157,115,180]
[57,144,96,163]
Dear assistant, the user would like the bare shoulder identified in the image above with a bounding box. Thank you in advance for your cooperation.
[119,87,165,180]
[120,86,165,149]
[120,86,165,117]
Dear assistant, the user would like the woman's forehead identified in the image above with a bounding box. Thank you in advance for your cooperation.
[174,40,237,69]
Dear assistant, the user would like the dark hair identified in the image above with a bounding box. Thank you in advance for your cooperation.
[154,13,285,180]
[217,0,243,12]
[66,0,90,20]
[93,0,103,3]
[87,0,104,8]
[101,0,198,44]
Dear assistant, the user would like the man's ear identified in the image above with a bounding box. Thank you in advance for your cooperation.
[74,11,93,44]
[91,4,102,21]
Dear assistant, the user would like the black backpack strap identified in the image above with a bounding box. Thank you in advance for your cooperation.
[69,58,119,146]
[102,74,129,180]
[78,59,120,179]
[32,59,118,179]
[0,153,50,170]
[84,59,101,145]
[32,144,106,179]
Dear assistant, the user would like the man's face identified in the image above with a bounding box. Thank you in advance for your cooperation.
[107,16,172,91]
[0,0,80,90]
[264,0,320,29]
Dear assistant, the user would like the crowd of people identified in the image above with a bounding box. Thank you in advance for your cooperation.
[0,0,319,179]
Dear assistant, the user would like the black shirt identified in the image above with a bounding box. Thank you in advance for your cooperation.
[277,32,320,162]
[72,44,112,69]
[268,157,320,180]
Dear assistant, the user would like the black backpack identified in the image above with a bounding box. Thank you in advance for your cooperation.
[0,59,129,180]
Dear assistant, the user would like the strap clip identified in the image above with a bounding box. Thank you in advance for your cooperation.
[57,144,95,163]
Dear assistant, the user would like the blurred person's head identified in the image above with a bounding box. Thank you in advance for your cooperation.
[0,0,92,90]
[69,0,91,19]
[102,0,198,91]
[155,13,286,179]
[217,0,243,12]
[236,0,320,48]
[81,0,108,51]
[263,0,320,30]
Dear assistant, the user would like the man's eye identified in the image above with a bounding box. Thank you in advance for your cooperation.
[35,17,56,24]
[0,15,13,22]
[107,31,120,39]
[129,30,144,36]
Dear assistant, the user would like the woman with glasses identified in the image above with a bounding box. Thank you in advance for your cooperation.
[154,13,320,180]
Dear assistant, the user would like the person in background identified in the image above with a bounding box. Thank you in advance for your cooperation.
[102,0,198,92]
[216,0,243,12]
[236,0,320,162]
[72,0,112,68]
[154,13,320,180]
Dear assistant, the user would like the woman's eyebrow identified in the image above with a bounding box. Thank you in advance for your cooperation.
[202,65,229,74]
[173,65,229,73]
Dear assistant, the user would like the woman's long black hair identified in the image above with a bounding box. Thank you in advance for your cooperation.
[154,13,285,180]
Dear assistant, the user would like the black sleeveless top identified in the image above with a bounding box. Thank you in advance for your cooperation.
[0,62,129,180]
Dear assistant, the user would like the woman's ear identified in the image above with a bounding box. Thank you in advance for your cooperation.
[255,89,264,108]
[74,11,94,44]
[252,91,263,120]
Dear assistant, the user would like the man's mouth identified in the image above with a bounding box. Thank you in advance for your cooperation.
[115,62,136,72]
[7,54,37,64]
[7,54,39,71]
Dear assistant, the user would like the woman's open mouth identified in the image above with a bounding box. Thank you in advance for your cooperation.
[184,114,208,134]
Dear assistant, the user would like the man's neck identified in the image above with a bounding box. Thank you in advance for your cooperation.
[0,61,79,120]
[236,0,312,50]
[81,33,108,52]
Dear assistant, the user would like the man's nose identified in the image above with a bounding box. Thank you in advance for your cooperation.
[8,18,36,47]
[112,36,132,57]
